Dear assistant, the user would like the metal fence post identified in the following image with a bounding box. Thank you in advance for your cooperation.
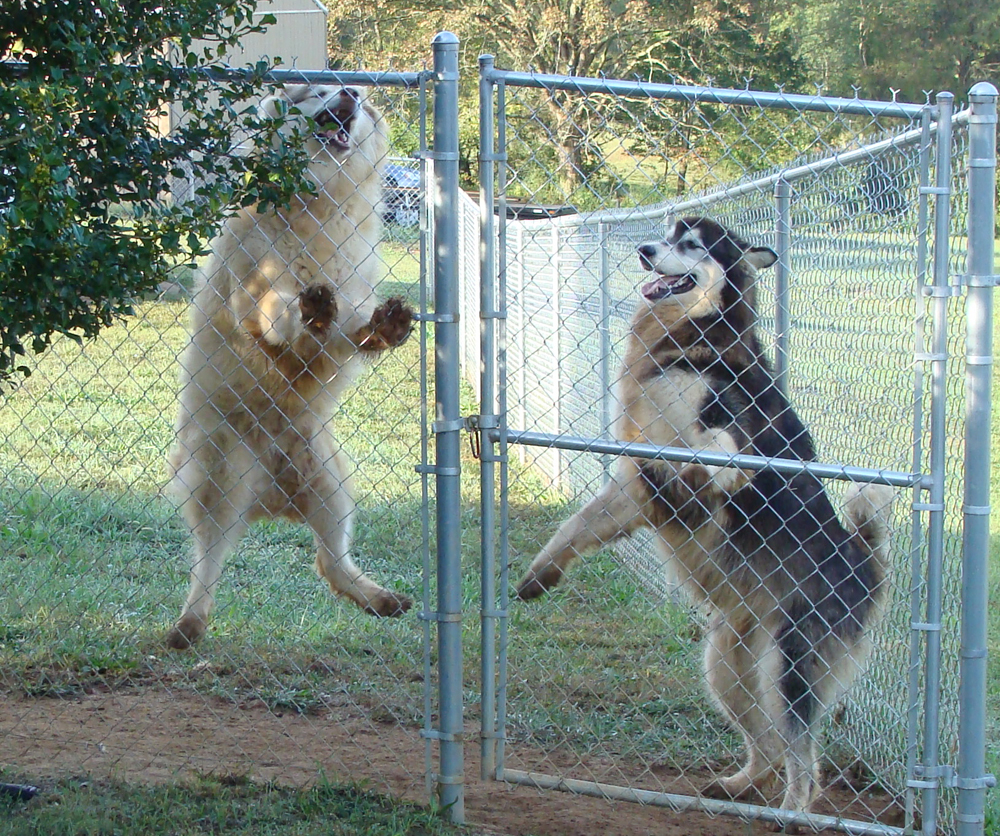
[773,178,792,394]
[478,52,500,782]
[516,223,526,458]
[430,30,464,823]
[957,81,998,836]
[494,75,512,780]
[919,90,954,836]
[904,106,935,834]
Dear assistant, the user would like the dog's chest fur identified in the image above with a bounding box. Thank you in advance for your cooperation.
[617,310,761,450]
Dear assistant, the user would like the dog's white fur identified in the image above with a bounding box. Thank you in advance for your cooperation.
[166,85,414,649]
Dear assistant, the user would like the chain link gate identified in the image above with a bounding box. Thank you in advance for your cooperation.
[0,35,470,821]
[473,65,997,835]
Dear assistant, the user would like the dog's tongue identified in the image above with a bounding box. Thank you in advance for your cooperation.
[641,277,669,299]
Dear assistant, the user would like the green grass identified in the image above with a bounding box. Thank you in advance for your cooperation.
[0,772,473,836]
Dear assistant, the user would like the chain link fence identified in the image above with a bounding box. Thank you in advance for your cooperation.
[0,65,441,806]
[473,67,997,835]
[0,34,996,836]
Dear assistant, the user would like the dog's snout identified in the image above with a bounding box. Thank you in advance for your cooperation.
[637,243,658,270]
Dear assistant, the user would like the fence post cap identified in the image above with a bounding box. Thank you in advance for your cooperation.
[969,81,998,100]
[432,31,460,46]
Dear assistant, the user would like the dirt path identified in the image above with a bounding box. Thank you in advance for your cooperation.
[0,689,903,836]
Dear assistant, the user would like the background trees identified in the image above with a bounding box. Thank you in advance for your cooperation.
[325,0,998,203]
[778,0,1000,101]
[328,0,806,195]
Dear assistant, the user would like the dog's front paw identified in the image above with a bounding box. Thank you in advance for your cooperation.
[678,463,714,497]
[516,563,564,600]
[360,297,414,351]
[299,284,338,333]
[678,462,748,500]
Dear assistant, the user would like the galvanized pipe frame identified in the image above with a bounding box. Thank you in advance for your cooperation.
[957,82,999,836]
[477,53,500,784]
[914,89,954,836]
[490,429,925,489]
[903,107,936,832]
[428,32,464,823]
[416,67,435,806]
[504,769,909,836]
[478,64,927,120]
[477,62,996,836]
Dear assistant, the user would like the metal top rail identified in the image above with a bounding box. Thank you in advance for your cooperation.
[480,59,931,119]
[0,61,427,89]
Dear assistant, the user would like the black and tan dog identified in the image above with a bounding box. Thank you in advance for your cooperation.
[517,216,892,815]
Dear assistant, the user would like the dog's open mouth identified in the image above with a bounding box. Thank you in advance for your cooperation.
[641,274,696,300]
[314,98,357,152]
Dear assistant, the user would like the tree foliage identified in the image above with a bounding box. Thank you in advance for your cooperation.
[0,1,313,385]
[325,0,806,197]
[778,0,1000,100]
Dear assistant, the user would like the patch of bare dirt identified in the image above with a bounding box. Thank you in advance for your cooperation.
[0,688,903,836]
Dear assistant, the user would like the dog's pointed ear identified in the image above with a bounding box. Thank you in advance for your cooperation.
[745,246,778,270]
[259,87,294,120]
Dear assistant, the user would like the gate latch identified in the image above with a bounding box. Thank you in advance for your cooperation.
[465,415,481,459]
[463,414,499,460]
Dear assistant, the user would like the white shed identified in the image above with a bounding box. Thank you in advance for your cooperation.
[165,0,329,201]
[210,0,328,73]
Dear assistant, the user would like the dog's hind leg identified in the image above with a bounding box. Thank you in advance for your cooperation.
[517,474,645,600]
[303,448,413,618]
[702,618,784,803]
[166,471,252,650]
[775,622,826,814]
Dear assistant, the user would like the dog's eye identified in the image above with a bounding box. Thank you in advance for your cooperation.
[679,239,705,253]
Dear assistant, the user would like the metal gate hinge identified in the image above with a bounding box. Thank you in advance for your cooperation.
[963,274,1000,288]
[414,464,461,477]
[431,418,465,433]
[921,281,963,298]
[418,610,463,623]
[413,312,460,323]
[420,729,465,743]
[926,274,1000,299]
[912,765,997,790]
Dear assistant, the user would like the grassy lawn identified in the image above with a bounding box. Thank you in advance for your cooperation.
[0,772,473,836]
[0,237,998,834]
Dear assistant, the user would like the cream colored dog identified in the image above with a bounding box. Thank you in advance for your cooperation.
[166,85,414,649]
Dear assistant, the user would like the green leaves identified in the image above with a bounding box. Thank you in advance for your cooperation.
[0,0,313,386]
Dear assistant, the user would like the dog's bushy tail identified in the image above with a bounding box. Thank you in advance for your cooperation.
[843,482,894,603]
